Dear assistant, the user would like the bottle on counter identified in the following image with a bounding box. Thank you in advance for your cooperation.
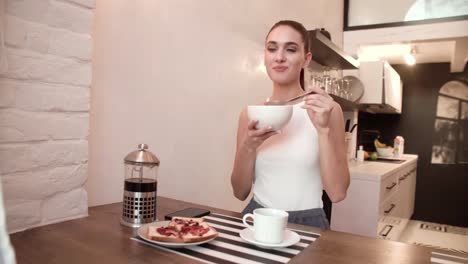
[394,136,404,157]
[356,145,365,162]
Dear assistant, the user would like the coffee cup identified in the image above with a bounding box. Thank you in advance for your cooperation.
[242,208,288,244]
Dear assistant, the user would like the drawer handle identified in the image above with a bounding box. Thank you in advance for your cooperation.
[384,203,396,214]
[399,174,409,181]
[379,225,393,237]
[386,182,397,190]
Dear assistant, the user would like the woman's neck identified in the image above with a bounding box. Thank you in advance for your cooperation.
[270,81,304,101]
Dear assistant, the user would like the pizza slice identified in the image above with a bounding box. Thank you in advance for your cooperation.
[180,222,218,243]
[148,225,183,243]
[169,217,205,232]
[147,217,217,244]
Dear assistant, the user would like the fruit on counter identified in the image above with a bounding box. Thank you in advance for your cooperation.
[376,147,394,157]
[374,138,391,149]
[370,152,378,161]
[364,151,369,160]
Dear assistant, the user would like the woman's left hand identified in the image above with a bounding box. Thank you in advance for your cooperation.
[301,86,335,133]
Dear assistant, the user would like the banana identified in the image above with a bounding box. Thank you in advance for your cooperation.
[374,139,387,148]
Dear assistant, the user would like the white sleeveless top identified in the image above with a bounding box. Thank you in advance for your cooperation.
[252,102,323,211]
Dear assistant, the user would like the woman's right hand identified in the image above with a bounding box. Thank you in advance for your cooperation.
[242,120,278,152]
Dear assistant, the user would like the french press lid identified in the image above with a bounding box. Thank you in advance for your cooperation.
[124,144,160,166]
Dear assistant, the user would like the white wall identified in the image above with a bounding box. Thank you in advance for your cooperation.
[0,0,94,233]
[343,19,468,73]
[348,0,414,26]
[343,20,468,56]
[88,0,344,213]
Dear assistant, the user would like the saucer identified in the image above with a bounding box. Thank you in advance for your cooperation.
[239,228,300,248]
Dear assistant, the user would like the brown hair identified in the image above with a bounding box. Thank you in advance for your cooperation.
[267,20,309,89]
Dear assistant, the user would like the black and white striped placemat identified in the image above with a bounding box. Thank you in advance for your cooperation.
[131,213,320,264]
[431,251,468,264]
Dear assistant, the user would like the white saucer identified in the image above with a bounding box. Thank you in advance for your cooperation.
[239,228,300,248]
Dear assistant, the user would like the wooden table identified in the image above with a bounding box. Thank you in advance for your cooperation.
[8,196,459,264]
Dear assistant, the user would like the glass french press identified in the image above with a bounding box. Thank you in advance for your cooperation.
[121,144,159,227]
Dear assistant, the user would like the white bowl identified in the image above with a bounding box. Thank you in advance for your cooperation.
[247,105,293,130]
[376,147,394,157]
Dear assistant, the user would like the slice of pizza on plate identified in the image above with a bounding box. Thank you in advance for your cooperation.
[179,222,218,243]
[147,217,218,244]
[148,225,183,243]
[170,217,205,231]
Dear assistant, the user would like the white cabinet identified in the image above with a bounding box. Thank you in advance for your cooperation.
[359,61,403,114]
[398,167,417,219]
[331,158,417,240]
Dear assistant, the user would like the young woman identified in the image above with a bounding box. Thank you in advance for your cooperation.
[230,20,350,229]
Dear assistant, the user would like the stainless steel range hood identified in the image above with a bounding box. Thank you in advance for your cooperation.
[308,29,359,70]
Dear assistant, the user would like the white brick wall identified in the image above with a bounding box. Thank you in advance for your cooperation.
[3,48,92,86]
[0,79,90,112]
[6,15,92,60]
[0,0,94,233]
[7,0,93,34]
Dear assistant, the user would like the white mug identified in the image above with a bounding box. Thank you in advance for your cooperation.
[242,208,288,244]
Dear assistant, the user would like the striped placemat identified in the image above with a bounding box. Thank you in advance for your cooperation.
[131,212,320,264]
[431,251,468,264]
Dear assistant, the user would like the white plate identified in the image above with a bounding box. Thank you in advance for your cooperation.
[137,221,217,248]
[239,228,300,248]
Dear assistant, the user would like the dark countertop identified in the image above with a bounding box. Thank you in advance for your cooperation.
[9,196,458,264]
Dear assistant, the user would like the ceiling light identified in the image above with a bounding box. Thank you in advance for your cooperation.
[405,48,416,65]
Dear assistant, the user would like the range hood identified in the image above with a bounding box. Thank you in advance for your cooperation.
[357,61,403,114]
[308,29,359,70]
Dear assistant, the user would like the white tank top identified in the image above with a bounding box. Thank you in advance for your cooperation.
[252,102,323,211]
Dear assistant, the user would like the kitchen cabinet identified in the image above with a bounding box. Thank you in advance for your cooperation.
[331,155,417,240]
[398,167,417,219]
[359,60,403,114]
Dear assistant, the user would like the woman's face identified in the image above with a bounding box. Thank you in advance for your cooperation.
[264,25,311,86]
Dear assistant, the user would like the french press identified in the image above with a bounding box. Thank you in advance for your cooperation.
[121,144,159,227]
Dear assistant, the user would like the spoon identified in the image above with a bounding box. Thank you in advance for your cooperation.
[264,91,316,105]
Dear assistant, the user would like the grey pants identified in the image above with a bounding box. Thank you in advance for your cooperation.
[241,198,330,230]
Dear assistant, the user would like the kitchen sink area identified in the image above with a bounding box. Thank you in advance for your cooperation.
[372,157,406,164]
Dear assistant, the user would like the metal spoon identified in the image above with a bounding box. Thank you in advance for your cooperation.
[264,91,316,105]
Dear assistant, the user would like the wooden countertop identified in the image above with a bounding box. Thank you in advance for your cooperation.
[9,196,454,264]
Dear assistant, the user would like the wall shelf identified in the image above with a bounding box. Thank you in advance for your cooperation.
[308,29,360,70]
[330,94,359,111]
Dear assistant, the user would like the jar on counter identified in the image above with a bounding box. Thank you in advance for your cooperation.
[394,136,404,157]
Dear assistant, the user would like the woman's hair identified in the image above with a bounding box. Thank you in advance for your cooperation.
[267,20,309,90]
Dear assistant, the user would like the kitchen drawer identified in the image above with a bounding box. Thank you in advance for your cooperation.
[380,173,398,202]
[379,193,399,217]
[398,170,411,183]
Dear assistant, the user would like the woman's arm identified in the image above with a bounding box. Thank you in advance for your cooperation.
[230,109,278,201]
[316,103,350,202]
[302,87,350,203]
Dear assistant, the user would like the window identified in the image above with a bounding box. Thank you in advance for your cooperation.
[431,80,468,164]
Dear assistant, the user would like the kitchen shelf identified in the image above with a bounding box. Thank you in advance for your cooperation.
[331,94,359,111]
[308,29,360,70]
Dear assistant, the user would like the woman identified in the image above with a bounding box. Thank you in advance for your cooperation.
[230,20,350,229]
